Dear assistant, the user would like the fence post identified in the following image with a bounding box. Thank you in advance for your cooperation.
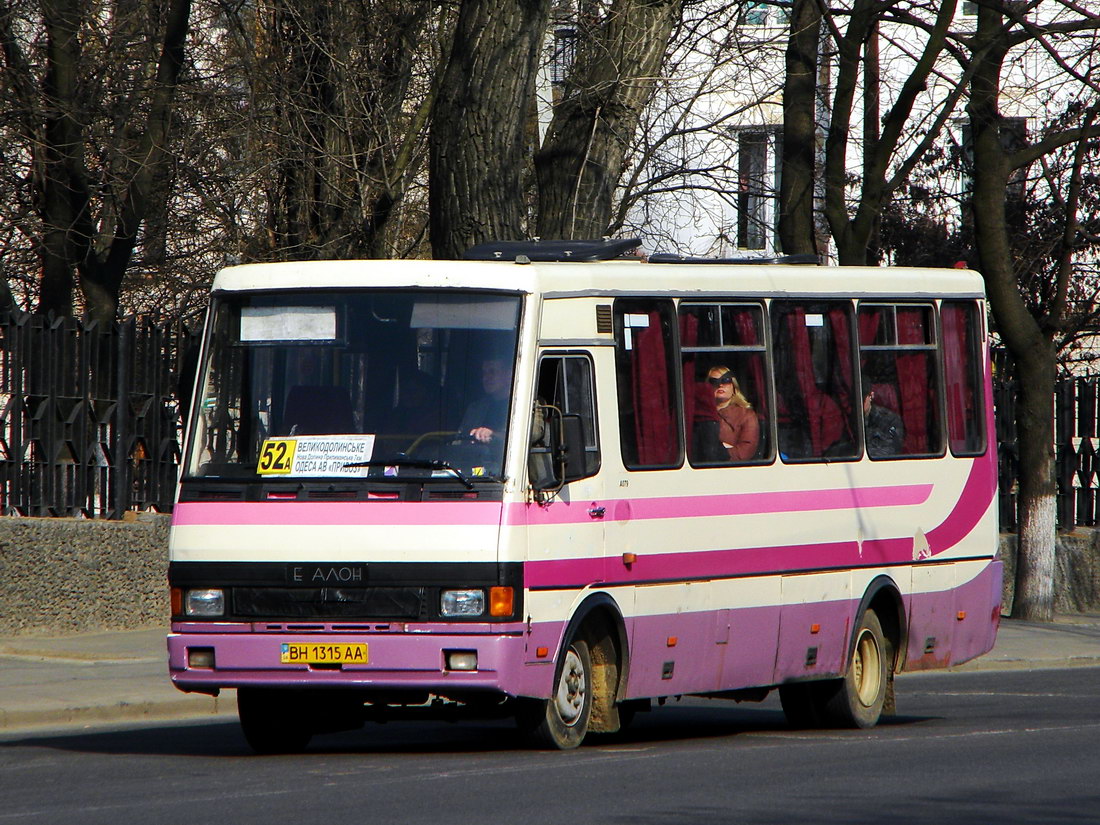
[112,319,133,518]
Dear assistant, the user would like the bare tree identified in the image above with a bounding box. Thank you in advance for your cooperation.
[534,0,684,240]
[240,0,437,262]
[610,2,787,255]
[968,1,1100,621]
[815,0,969,265]
[0,0,192,322]
[429,0,552,259]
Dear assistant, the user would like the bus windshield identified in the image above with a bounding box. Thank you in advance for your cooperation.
[186,290,521,482]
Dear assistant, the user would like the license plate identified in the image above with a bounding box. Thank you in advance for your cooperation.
[280,643,368,665]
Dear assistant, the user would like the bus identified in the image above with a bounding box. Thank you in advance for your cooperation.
[167,239,1001,752]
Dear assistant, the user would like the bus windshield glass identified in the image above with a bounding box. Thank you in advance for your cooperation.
[186,290,521,482]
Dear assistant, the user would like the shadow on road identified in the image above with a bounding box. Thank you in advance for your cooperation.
[0,699,931,759]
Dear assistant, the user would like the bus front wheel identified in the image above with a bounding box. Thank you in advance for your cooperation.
[237,688,313,754]
[517,638,593,749]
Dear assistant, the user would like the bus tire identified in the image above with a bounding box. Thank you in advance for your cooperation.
[820,610,888,729]
[517,638,593,749]
[237,688,313,754]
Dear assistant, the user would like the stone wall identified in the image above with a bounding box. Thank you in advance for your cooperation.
[0,514,169,636]
[1,514,1099,636]
[998,530,1100,615]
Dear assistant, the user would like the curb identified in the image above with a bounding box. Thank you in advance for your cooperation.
[0,695,233,733]
[943,655,1100,673]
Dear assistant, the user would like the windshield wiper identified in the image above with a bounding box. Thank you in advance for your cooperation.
[342,458,504,490]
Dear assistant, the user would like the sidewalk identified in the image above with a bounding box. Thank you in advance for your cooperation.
[1,616,1099,732]
[0,629,231,731]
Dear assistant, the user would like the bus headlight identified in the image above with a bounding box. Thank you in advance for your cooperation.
[184,588,225,617]
[440,589,485,617]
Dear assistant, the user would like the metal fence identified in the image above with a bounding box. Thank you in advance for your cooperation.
[0,308,1095,524]
[995,375,1100,531]
[0,312,197,518]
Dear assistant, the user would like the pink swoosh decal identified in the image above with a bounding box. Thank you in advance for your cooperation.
[526,457,997,589]
[924,347,999,557]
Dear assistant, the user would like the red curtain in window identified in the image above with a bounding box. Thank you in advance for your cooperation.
[680,311,700,445]
[858,309,881,350]
[828,306,855,422]
[733,310,768,419]
[785,309,844,455]
[632,312,676,465]
[896,309,929,453]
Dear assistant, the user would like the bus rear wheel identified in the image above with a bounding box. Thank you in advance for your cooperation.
[237,688,313,754]
[517,638,593,749]
[820,610,888,729]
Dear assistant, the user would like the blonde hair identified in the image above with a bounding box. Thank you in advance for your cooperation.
[709,366,753,410]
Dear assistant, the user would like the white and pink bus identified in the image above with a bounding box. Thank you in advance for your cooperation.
[168,240,1001,751]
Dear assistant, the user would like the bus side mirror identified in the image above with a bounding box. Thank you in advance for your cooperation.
[529,405,586,495]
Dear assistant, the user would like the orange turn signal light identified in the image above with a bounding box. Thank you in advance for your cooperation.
[490,586,514,617]
[170,587,182,616]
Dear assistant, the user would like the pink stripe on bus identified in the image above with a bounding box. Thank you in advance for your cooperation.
[507,483,933,526]
[525,541,863,588]
[171,501,504,527]
[524,457,997,590]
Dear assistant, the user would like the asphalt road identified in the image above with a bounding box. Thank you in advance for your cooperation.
[2,667,1098,825]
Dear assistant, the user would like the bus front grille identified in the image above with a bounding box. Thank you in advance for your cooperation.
[232,587,425,620]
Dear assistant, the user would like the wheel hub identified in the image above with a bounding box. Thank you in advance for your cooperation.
[554,649,587,725]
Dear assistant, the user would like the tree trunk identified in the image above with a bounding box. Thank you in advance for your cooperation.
[862,22,880,264]
[37,0,89,317]
[534,0,682,240]
[1012,355,1057,619]
[822,0,876,264]
[778,0,821,256]
[429,0,551,259]
[969,4,1055,621]
[79,0,191,325]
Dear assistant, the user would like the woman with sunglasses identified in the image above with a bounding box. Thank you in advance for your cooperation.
[708,366,760,462]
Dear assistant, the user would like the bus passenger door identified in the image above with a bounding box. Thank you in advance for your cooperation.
[523,352,607,663]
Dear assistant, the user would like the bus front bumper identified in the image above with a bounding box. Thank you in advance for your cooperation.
[167,623,553,699]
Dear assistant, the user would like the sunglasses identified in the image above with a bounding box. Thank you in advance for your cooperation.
[707,374,734,386]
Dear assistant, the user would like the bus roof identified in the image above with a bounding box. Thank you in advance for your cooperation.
[210,258,986,300]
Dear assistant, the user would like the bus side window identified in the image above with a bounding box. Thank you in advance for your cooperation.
[531,354,601,483]
[858,303,942,458]
[771,300,859,461]
[679,301,772,466]
[942,300,987,456]
[614,300,682,469]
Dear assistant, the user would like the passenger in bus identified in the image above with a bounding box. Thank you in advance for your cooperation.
[862,377,905,457]
[459,357,511,443]
[690,382,729,463]
[709,366,760,461]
